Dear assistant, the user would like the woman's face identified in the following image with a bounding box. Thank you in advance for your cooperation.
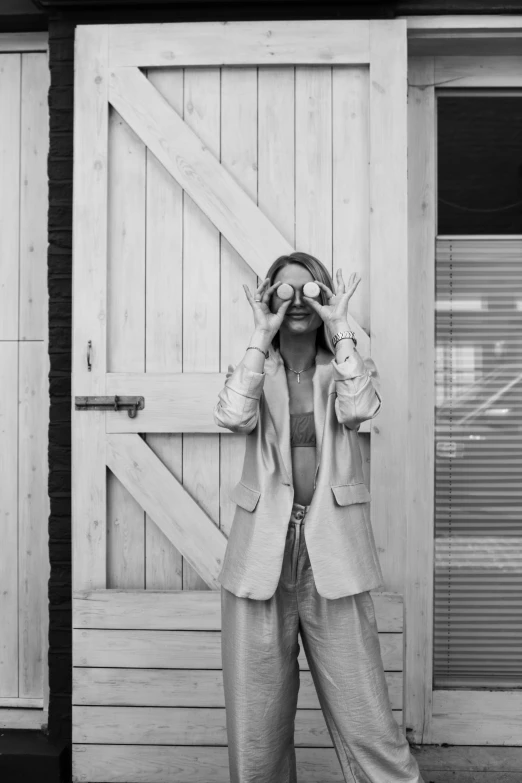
[270,263,323,338]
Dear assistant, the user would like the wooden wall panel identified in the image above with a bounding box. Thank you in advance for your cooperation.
[182,69,221,589]
[0,343,19,697]
[107,108,146,588]
[295,66,332,271]
[219,67,258,536]
[19,53,49,341]
[0,54,21,341]
[18,342,49,698]
[0,47,49,716]
[144,68,184,590]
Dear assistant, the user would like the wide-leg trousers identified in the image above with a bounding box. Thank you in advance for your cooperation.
[221,502,425,783]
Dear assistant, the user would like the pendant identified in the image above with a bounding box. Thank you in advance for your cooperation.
[297,373,301,383]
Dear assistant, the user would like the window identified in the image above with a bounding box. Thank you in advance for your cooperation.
[434,97,522,689]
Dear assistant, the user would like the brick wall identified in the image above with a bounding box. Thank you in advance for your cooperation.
[47,18,74,749]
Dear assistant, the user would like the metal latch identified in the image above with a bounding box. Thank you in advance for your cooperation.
[75,395,145,418]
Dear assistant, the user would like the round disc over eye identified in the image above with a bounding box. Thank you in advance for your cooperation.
[303,281,320,298]
[277,283,294,300]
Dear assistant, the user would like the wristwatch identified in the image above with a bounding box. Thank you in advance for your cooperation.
[331,330,357,349]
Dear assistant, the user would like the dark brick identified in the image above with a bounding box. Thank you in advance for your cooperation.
[50,133,73,158]
[49,38,74,63]
[49,516,72,541]
[49,110,73,135]
[49,202,73,226]
[49,229,72,250]
[49,87,74,111]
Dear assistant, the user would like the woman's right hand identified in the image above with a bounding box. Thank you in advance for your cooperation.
[243,278,292,340]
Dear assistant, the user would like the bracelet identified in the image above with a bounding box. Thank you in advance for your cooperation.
[332,330,357,349]
[247,346,269,358]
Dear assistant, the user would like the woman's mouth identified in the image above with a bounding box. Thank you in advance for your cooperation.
[288,312,308,319]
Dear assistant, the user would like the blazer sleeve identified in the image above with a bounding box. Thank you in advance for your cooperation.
[213,362,265,434]
[331,350,382,430]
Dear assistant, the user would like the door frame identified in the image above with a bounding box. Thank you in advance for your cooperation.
[405,17,522,744]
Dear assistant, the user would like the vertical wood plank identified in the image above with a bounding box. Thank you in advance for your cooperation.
[332,66,369,332]
[0,343,19,697]
[182,68,221,589]
[18,342,49,697]
[219,67,258,536]
[19,52,50,341]
[72,25,109,590]
[0,54,21,340]
[368,19,408,594]
[258,68,295,249]
[106,107,146,588]
[405,56,436,744]
[144,68,184,589]
[332,66,371,494]
[295,66,332,272]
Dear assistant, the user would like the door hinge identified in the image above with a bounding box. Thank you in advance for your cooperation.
[75,395,145,418]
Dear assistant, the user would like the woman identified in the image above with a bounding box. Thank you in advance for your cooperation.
[213,252,424,783]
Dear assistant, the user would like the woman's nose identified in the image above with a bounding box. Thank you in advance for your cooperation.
[294,289,303,305]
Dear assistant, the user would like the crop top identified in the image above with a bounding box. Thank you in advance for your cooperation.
[289,410,316,448]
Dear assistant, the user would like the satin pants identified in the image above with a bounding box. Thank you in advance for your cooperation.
[220,502,424,783]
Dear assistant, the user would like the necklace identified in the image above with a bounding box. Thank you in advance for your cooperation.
[283,358,316,383]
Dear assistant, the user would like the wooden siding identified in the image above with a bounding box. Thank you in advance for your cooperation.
[0,50,50,728]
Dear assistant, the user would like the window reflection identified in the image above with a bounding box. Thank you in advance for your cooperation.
[434,238,522,688]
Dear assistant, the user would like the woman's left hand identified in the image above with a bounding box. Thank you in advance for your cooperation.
[303,269,361,336]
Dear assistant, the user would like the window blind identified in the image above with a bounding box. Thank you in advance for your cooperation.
[434,238,522,689]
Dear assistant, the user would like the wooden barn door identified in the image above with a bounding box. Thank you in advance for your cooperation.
[72,21,408,781]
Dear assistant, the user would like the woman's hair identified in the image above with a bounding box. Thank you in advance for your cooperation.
[265,251,335,354]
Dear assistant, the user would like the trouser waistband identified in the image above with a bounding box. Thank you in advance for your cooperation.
[290,502,310,524]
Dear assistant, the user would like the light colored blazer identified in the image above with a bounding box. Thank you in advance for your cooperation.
[213,343,385,600]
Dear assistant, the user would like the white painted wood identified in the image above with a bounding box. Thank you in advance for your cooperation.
[435,56,522,88]
[73,667,403,710]
[258,67,295,247]
[108,66,293,280]
[18,342,49,698]
[73,704,403,745]
[0,33,48,52]
[105,372,229,433]
[105,434,226,588]
[332,66,370,335]
[405,56,436,747]
[181,68,221,591]
[368,20,408,593]
[77,744,446,782]
[219,67,258,536]
[74,629,402,671]
[0,343,19,698]
[106,103,147,590]
[0,708,48,730]
[295,67,332,271]
[19,53,50,341]
[0,698,44,708]
[73,589,404,631]
[429,690,522,746]
[72,26,110,594]
[0,54,21,340]
[109,21,370,68]
[144,68,185,591]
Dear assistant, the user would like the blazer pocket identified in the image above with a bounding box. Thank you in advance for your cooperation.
[229,481,261,512]
[331,482,371,506]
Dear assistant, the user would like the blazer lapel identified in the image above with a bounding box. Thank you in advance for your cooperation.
[264,344,334,487]
[313,346,334,472]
